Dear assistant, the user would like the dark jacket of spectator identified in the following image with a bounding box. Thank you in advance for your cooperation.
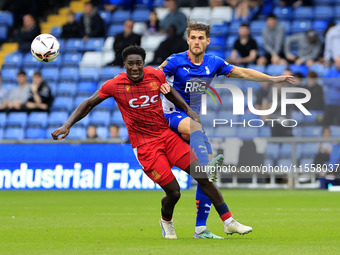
[79,2,105,38]
[13,14,40,52]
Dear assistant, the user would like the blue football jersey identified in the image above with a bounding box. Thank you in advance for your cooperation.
[160,51,235,114]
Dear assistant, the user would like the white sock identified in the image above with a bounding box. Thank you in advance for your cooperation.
[195,226,207,234]
[224,217,233,225]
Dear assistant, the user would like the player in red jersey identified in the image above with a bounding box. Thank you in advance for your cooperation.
[51,45,251,239]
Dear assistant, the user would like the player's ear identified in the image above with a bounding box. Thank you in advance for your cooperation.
[207,37,211,46]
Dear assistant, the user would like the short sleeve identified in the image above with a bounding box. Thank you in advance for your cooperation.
[158,55,177,77]
[98,79,115,100]
[215,56,235,78]
[153,68,166,84]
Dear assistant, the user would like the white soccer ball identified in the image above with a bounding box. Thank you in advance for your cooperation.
[31,34,60,63]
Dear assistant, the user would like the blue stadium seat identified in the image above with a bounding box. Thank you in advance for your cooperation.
[49,82,57,96]
[96,97,115,111]
[206,50,225,59]
[265,143,280,160]
[4,52,23,68]
[41,67,59,82]
[259,126,271,137]
[79,67,100,82]
[0,112,6,127]
[208,36,226,50]
[277,158,292,167]
[303,126,322,137]
[153,0,164,8]
[107,23,124,36]
[335,6,340,17]
[98,10,111,25]
[111,110,125,125]
[0,127,3,139]
[22,52,42,68]
[214,126,238,137]
[330,125,340,137]
[303,110,323,124]
[118,126,129,139]
[77,81,97,96]
[45,52,62,67]
[89,111,111,126]
[309,63,329,77]
[293,6,313,20]
[56,82,78,97]
[289,64,308,77]
[280,20,291,35]
[210,24,228,36]
[247,64,265,73]
[301,143,319,157]
[266,65,286,76]
[100,66,123,80]
[291,20,312,33]
[229,21,242,35]
[6,112,28,127]
[67,126,86,139]
[59,67,79,81]
[292,126,303,136]
[0,25,7,40]
[291,110,304,123]
[279,143,292,158]
[273,6,292,20]
[111,10,131,24]
[4,127,24,139]
[51,26,61,37]
[48,111,69,126]
[64,38,84,52]
[237,127,258,139]
[97,126,109,139]
[27,112,48,128]
[0,12,13,27]
[226,35,237,50]
[73,96,88,109]
[1,82,16,92]
[314,0,335,4]
[299,157,314,166]
[61,52,83,67]
[313,20,329,34]
[132,9,150,22]
[25,127,45,139]
[84,38,105,51]
[314,6,334,20]
[50,97,74,112]
[73,115,90,127]
[250,20,266,35]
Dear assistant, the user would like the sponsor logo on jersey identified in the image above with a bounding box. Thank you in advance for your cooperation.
[152,170,160,180]
[150,82,159,91]
[126,85,130,92]
[183,67,190,73]
[205,66,210,74]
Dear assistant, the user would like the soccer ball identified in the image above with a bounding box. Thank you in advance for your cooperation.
[31,34,60,63]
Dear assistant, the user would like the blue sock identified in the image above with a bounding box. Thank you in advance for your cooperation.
[195,184,212,227]
[190,130,210,166]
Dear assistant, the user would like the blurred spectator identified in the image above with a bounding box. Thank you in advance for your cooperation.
[0,70,30,112]
[109,124,120,138]
[233,0,263,22]
[314,127,332,165]
[13,14,40,52]
[87,125,99,139]
[227,23,258,66]
[108,19,141,67]
[146,11,160,35]
[293,72,304,87]
[257,14,286,66]
[160,0,187,36]
[254,81,272,111]
[0,74,8,107]
[284,29,322,66]
[279,0,312,8]
[148,25,187,66]
[25,71,53,112]
[304,71,324,111]
[61,11,82,39]
[103,0,135,11]
[323,56,340,126]
[324,24,340,66]
[79,1,105,40]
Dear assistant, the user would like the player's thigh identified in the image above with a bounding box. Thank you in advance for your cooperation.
[145,154,176,187]
[177,117,202,136]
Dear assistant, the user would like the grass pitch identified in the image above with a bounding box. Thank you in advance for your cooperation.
[1,189,339,255]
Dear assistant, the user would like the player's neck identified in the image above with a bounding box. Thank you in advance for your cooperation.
[189,51,204,64]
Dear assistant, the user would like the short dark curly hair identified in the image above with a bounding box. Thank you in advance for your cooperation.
[186,19,211,38]
[122,45,146,62]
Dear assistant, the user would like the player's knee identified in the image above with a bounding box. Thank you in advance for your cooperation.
[190,120,202,133]
[169,189,181,202]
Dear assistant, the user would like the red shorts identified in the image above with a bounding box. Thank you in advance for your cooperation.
[133,129,196,187]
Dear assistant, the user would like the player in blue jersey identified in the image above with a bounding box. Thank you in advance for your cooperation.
[160,20,295,239]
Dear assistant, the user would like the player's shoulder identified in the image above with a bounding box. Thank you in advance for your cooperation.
[166,51,188,63]
[204,53,230,66]
[103,73,126,85]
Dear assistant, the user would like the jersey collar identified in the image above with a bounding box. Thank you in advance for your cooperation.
[186,50,204,65]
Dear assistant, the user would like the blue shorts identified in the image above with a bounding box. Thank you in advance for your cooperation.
[164,111,212,154]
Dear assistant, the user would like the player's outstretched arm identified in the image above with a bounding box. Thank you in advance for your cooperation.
[161,83,200,123]
[51,91,103,140]
[230,66,295,84]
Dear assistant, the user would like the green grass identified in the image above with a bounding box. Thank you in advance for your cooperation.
[1,189,339,255]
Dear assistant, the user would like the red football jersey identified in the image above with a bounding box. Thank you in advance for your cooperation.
[98,66,170,148]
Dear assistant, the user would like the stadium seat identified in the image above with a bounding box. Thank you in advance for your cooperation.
[51,26,61,37]
[229,21,242,35]
[291,110,304,123]
[101,51,115,66]
[64,38,84,52]
[178,7,191,17]
[190,7,211,24]
[61,52,83,67]
[56,82,78,97]
[309,63,329,77]
[107,24,124,37]
[100,66,123,80]
[0,25,8,40]
[111,110,125,125]
[27,112,48,128]
[237,127,258,139]
[273,6,292,20]
[335,5,340,17]
[313,20,329,34]
[4,127,24,139]
[303,126,323,137]
[277,158,292,167]
[141,34,166,51]
[293,6,313,20]
[314,0,335,4]
[132,9,150,22]
[292,126,303,136]
[73,96,88,109]
[291,20,312,33]
[214,126,238,137]
[97,126,109,139]
[210,24,228,36]
[226,35,237,50]
[210,6,233,24]
[67,126,86,139]
[0,12,13,27]
[84,38,105,52]
[47,111,69,126]
[0,127,3,139]
[50,97,74,112]
[96,97,115,111]
[259,126,271,137]
[299,157,314,167]
[79,52,102,68]
[1,82,16,92]
[153,0,164,8]
[6,112,28,127]
[73,115,90,127]
[250,20,266,35]
[289,64,308,77]
[265,143,280,160]
[279,143,293,158]
[59,67,79,81]
[155,7,169,21]
[22,52,41,68]
[41,67,60,82]
[79,67,100,81]
[4,52,23,68]
[314,6,334,20]
[111,10,131,24]
[208,36,226,50]
[330,125,340,137]
[118,126,129,139]
[206,50,225,59]
[89,111,111,126]
[77,81,97,96]
[25,127,45,139]
[247,64,265,73]
[45,52,62,67]
[280,20,291,35]
[0,112,6,127]
[301,143,319,157]
[98,10,111,25]
[266,65,286,76]
[103,36,114,52]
